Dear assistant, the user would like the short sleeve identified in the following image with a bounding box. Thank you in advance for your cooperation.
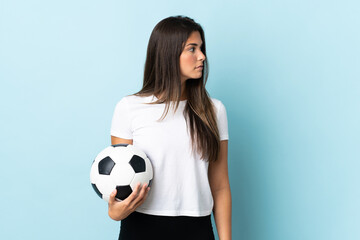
[110,97,133,139]
[216,101,229,141]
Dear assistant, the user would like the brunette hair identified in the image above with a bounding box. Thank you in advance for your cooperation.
[134,15,220,162]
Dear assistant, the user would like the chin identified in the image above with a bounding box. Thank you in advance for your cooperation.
[192,73,203,78]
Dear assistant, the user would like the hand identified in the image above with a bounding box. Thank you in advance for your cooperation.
[108,183,150,221]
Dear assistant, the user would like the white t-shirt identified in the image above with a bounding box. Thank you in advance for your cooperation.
[110,94,229,216]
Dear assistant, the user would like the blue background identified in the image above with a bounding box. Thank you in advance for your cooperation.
[1,0,359,239]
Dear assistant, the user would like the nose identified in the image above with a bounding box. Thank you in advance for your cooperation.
[198,50,206,61]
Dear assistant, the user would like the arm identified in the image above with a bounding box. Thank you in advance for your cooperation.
[208,140,232,240]
[111,135,133,146]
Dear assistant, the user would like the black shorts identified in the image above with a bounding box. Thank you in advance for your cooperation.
[118,211,215,240]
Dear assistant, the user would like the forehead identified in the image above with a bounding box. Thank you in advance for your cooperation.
[185,31,203,45]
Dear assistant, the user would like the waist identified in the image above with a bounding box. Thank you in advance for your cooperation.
[123,211,212,227]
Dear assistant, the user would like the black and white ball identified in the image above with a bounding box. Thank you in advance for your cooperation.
[90,144,153,202]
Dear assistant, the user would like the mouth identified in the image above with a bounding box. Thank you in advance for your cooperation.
[195,65,204,69]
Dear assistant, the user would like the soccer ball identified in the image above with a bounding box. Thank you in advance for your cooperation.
[90,144,153,202]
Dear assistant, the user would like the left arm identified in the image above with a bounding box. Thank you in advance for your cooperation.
[208,140,232,240]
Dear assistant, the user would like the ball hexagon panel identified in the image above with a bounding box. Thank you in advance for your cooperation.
[129,157,153,189]
[111,162,135,185]
[144,157,153,179]
[93,146,114,164]
[90,161,99,184]
[94,175,117,199]
[127,144,148,159]
[111,148,134,165]
[130,172,151,190]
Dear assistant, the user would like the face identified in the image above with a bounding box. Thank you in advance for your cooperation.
[179,31,206,84]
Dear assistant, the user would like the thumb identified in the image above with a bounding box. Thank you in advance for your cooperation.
[108,189,117,204]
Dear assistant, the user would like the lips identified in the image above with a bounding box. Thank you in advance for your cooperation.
[196,65,203,69]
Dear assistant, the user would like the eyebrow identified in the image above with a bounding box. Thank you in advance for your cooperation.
[186,42,203,47]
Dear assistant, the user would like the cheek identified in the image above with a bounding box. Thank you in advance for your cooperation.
[180,54,195,70]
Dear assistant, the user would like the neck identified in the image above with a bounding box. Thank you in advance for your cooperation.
[180,83,187,101]
[155,84,187,101]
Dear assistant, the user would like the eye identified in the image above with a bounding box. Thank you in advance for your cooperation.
[189,47,195,52]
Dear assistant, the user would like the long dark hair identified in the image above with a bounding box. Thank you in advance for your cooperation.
[134,15,220,162]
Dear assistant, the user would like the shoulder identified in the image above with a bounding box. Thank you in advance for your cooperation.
[116,94,153,106]
[210,97,226,113]
[210,97,223,106]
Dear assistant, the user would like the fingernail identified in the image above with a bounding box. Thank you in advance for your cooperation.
[112,189,116,194]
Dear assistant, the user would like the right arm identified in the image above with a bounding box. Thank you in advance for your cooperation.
[107,136,150,221]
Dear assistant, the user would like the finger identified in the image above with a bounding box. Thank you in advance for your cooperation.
[138,185,150,202]
[131,183,148,207]
[108,189,117,205]
[134,186,150,208]
[124,183,142,204]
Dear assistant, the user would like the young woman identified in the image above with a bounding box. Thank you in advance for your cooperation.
[108,16,231,240]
